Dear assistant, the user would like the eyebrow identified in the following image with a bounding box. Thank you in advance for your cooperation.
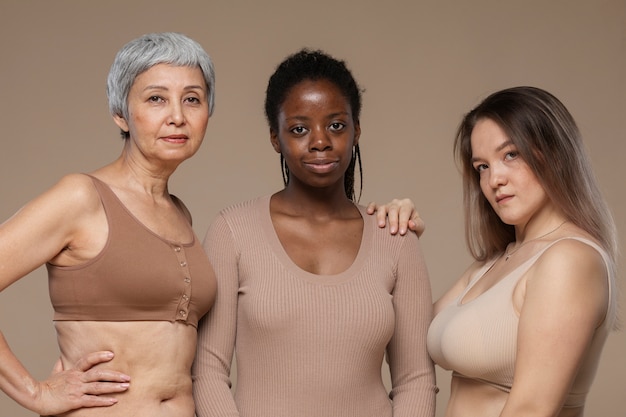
[285,111,351,121]
[143,84,205,91]
[470,140,515,164]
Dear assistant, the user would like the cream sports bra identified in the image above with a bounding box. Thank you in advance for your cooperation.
[426,237,616,407]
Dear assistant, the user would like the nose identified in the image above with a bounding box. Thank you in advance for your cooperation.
[309,127,332,151]
[168,102,185,126]
[487,163,507,188]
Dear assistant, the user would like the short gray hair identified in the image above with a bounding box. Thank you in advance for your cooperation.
[106,32,215,125]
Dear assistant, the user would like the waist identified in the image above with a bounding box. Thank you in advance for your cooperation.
[51,391,195,417]
[55,320,197,390]
[451,373,586,411]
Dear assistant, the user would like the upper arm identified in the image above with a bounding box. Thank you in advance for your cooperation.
[502,240,608,416]
[0,174,99,291]
[196,214,240,366]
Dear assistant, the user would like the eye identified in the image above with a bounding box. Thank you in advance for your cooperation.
[290,126,308,135]
[504,151,519,161]
[148,95,164,103]
[185,96,201,104]
[473,163,488,173]
[329,122,346,132]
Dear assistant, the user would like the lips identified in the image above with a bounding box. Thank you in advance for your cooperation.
[496,194,513,203]
[304,158,339,173]
[161,134,189,143]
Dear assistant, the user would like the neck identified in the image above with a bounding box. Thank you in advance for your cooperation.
[105,155,173,198]
[504,218,568,261]
[274,184,355,218]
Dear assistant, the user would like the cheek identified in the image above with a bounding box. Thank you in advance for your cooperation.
[478,175,490,196]
[194,114,210,135]
[127,111,153,132]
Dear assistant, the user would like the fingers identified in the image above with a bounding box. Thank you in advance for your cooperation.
[385,204,401,235]
[366,198,422,236]
[409,216,426,238]
[366,201,377,215]
[74,351,115,372]
[36,367,130,415]
[81,379,131,395]
[74,394,121,408]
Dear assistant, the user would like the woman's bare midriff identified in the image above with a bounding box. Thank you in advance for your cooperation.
[445,376,584,417]
[53,320,198,417]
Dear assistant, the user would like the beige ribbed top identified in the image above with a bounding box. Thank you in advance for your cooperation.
[193,196,436,417]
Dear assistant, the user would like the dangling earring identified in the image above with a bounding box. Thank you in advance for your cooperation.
[280,153,290,186]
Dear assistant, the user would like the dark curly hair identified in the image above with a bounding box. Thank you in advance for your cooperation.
[264,48,363,202]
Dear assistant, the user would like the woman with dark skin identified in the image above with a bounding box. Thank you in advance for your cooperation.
[193,49,436,417]
[0,33,420,416]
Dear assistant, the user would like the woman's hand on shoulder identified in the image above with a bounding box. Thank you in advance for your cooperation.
[31,351,130,415]
[366,198,425,237]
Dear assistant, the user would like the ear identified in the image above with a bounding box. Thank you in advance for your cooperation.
[353,120,361,146]
[113,114,130,135]
[270,129,281,153]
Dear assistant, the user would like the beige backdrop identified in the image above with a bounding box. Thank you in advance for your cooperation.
[0,1,624,416]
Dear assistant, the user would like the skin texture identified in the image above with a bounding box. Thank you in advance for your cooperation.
[433,118,608,417]
[269,79,363,275]
[192,63,435,417]
[0,59,418,416]
[0,64,209,416]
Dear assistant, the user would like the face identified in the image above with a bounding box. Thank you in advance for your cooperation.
[270,79,360,190]
[470,118,553,228]
[114,63,210,165]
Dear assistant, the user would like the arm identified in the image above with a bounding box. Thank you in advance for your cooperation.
[387,233,436,417]
[500,240,608,417]
[366,198,425,237]
[193,214,240,417]
[0,174,130,415]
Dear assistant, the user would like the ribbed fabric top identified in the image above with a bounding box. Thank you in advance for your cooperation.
[427,237,616,408]
[193,195,436,417]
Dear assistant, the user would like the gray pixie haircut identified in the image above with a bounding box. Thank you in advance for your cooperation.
[106,32,215,125]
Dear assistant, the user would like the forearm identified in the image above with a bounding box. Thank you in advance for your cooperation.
[500,395,564,417]
[0,332,41,413]
[193,369,239,417]
[192,307,239,417]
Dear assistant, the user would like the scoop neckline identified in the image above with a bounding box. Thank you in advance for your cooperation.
[257,194,371,285]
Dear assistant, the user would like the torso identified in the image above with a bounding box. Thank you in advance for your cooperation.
[444,376,583,417]
[201,196,435,417]
[427,233,615,417]
[47,172,215,417]
[54,321,198,417]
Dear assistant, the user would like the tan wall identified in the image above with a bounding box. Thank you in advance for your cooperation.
[0,1,624,416]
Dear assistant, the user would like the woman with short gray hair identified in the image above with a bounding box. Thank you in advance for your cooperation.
[0,32,217,417]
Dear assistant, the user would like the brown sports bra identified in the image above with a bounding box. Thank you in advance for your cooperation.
[47,175,216,327]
